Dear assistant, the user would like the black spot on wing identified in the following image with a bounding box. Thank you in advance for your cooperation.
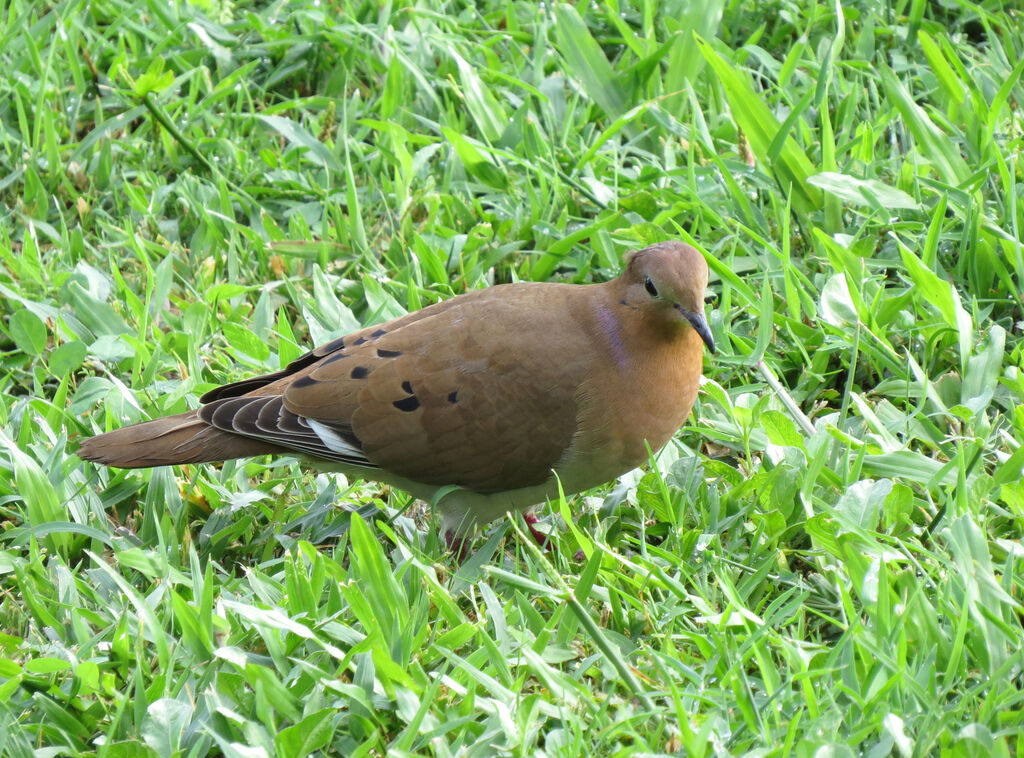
[351,366,370,379]
[448,391,458,403]
[201,334,350,403]
[291,375,318,388]
[313,335,346,356]
[353,337,367,346]
[393,395,420,412]
[284,335,347,371]
[401,380,413,394]
[319,351,348,366]
[377,348,402,358]
[371,328,387,338]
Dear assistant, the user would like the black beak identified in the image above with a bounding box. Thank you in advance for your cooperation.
[680,308,715,354]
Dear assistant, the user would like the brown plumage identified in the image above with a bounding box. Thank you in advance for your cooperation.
[79,241,715,549]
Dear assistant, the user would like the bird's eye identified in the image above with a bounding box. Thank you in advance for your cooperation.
[644,277,659,297]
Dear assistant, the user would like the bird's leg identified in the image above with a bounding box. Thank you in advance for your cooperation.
[523,512,551,549]
[444,528,471,562]
[446,514,551,561]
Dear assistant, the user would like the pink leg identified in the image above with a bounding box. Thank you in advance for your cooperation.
[444,529,470,562]
[523,512,551,549]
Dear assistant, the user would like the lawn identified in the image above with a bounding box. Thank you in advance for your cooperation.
[2,0,1023,755]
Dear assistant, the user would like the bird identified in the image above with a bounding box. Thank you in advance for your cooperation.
[78,241,715,554]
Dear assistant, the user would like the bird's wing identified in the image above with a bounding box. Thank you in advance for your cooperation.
[199,285,587,493]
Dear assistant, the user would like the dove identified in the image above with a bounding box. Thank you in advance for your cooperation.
[79,241,715,553]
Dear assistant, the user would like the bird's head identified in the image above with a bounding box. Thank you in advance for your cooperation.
[621,241,715,354]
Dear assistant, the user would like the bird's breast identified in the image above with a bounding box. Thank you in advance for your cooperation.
[560,328,704,489]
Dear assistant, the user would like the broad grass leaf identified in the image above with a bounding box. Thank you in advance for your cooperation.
[256,114,342,171]
[7,310,47,355]
[663,0,724,91]
[879,65,970,186]
[0,431,71,556]
[441,127,507,189]
[918,31,965,105]
[553,5,629,118]
[141,698,192,756]
[276,709,335,757]
[48,341,87,375]
[221,322,271,362]
[820,274,858,326]
[65,280,130,337]
[697,36,822,215]
[834,479,893,530]
[898,243,964,330]
[808,172,920,210]
[451,49,506,143]
[761,409,804,448]
[961,325,1004,413]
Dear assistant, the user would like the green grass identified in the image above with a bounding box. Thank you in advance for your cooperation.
[2,0,1023,754]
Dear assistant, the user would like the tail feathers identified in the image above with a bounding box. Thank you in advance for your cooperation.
[78,411,285,469]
